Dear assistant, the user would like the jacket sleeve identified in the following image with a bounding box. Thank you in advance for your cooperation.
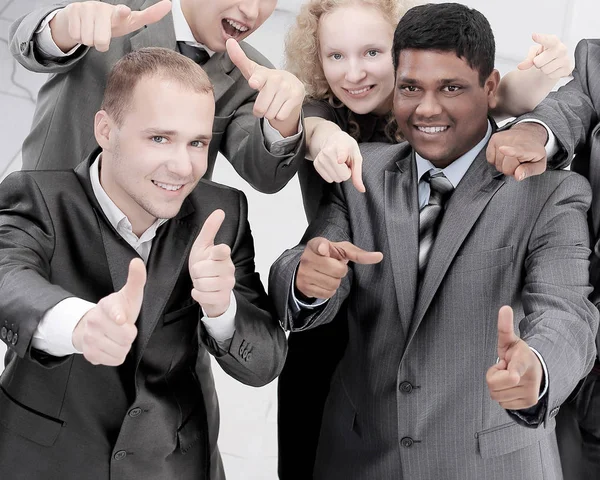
[9,1,95,74]
[268,182,354,332]
[518,39,600,170]
[199,191,287,387]
[519,172,599,426]
[0,173,74,360]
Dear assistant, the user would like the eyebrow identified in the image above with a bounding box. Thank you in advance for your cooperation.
[142,128,212,141]
[396,77,467,85]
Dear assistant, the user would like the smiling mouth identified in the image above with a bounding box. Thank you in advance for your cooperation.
[222,18,250,38]
[152,180,184,192]
[344,85,374,96]
[415,126,449,134]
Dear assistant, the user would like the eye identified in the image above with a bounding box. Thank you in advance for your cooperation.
[329,52,343,60]
[151,136,168,144]
[443,85,462,93]
[190,140,206,148]
[399,85,420,93]
[366,49,379,58]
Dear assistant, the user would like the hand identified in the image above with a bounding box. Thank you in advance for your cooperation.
[189,209,235,318]
[72,258,146,366]
[486,306,543,410]
[486,123,548,180]
[518,33,573,80]
[295,237,383,299]
[314,131,365,192]
[50,0,172,53]
[226,38,305,137]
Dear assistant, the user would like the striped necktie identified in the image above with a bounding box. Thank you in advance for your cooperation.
[177,41,210,66]
[418,171,454,277]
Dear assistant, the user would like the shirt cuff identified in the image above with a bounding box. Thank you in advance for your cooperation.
[32,297,95,356]
[200,291,237,344]
[517,119,558,158]
[263,118,303,155]
[35,9,82,59]
[530,347,549,400]
[289,275,328,315]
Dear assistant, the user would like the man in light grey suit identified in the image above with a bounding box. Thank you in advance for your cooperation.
[269,4,599,479]
[487,37,600,480]
[9,0,305,193]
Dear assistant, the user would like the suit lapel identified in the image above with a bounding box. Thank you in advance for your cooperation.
[384,152,420,335]
[404,152,506,355]
[132,201,199,367]
[129,1,177,52]
[203,52,236,103]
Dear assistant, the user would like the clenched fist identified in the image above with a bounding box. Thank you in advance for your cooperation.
[189,209,235,318]
[296,237,383,299]
[72,258,146,366]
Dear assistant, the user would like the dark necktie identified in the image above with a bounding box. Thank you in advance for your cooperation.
[418,171,454,277]
[177,41,210,66]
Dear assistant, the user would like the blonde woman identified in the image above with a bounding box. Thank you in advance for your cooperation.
[278,1,573,478]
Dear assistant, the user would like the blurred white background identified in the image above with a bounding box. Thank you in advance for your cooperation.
[1,0,600,478]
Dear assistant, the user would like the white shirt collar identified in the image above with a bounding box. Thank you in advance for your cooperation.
[172,0,215,56]
[90,155,167,243]
[416,120,493,188]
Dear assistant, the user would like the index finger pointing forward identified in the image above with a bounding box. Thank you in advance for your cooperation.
[226,38,258,80]
[194,209,226,252]
[123,0,172,32]
[531,32,560,49]
[334,241,383,265]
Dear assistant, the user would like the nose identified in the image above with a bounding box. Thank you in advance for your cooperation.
[239,0,260,22]
[414,91,443,118]
[345,58,367,84]
[167,146,194,179]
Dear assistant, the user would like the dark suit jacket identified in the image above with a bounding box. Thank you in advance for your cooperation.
[9,0,304,193]
[269,141,599,479]
[0,155,287,480]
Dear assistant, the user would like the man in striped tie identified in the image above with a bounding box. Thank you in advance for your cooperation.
[269,3,599,479]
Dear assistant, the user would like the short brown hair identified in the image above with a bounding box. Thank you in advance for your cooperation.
[101,47,214,125]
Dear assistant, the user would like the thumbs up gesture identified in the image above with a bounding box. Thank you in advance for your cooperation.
[226,38,305,138]
[72,258,146,366]
[295,237,383,299]
[517,33,573,79]
[50,0,172,53]
[486,306,544,410]
[189,209,235,318]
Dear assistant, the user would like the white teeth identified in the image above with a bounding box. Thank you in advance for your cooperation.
[153,181,183,191]
[417,126,448,133]
[347,86,371,95]
[226,19,249,32]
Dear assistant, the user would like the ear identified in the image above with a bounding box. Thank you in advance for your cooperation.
[94,110,113,151]
[485,69,501,111]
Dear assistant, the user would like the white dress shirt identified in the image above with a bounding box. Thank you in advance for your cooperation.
[32,155,237,356]
[33,0,302,150]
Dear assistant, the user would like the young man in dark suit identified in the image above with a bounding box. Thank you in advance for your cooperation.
[269,4,598,479]
[9,0,305,193]
[0,47,286,480]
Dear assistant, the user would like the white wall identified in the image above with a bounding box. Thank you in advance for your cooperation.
[2,0,600,478]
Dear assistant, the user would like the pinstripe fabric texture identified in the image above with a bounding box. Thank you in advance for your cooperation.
[418,171,454,277]
[269,140,599,480]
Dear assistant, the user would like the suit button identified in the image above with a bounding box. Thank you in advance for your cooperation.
[1,327,6,340]
[129,407,142,418]
[6,330,13,343]
[246,352,252,361]
[114,450,127,460]
[20,42,27,52]
[399,381,413,393]
[11,333,17,346]
[401,437,414,448]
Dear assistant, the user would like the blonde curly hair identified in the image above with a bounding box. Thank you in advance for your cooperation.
[285,0,415,141]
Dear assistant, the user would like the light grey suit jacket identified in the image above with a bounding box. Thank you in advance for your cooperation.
[269,141,599,479]
[9,0,303,193]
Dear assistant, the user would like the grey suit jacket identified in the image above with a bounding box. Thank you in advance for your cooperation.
[269,141,599,480]
[9,0,303,193]
[0,154,287,480]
